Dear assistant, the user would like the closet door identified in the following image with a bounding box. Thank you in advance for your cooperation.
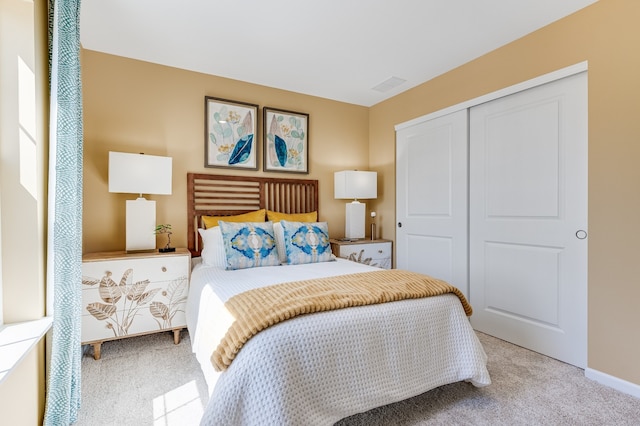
[396,110,469,298]
[469,72,587,368]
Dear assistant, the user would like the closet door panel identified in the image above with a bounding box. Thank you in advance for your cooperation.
[484,101,560,218]
[396,109,468,298]
[469,72,587,368]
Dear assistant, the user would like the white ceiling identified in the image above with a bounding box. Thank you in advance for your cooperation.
[80,0,598,107]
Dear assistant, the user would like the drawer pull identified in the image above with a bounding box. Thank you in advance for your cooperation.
[161,267,167,272]
[378,250,383,254]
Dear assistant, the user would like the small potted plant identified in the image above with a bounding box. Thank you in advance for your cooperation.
[155,224,175,253]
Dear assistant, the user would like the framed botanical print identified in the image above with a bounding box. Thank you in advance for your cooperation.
[205,96,259,170]
[263,107,309,174]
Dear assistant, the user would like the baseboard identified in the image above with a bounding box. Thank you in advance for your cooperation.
[585,368,640,398]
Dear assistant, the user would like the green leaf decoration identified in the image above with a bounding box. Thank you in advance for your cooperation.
[291,130,300,139]
[209,132,217,145]
[211,120,223,135]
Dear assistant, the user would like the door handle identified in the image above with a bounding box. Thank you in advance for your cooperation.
[576,230,587,239]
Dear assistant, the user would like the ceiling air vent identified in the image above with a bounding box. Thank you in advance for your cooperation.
[371,76,406,93]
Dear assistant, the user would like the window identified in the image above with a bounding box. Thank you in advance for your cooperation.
[0,0,51,384]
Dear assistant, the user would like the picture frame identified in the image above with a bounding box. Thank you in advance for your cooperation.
[263,107,309,174]
[205,96,259,170]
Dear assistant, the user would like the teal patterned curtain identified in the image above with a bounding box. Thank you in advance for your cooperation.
[44,0,83,424]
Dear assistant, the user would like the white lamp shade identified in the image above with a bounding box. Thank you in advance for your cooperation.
[109,151,172,195]
[334,170,377,200]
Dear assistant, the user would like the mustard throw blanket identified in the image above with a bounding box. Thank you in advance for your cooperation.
[211,269,472,372]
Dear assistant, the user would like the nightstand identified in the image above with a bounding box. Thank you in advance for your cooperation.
[330,239,393,269]
[81,248,191,359]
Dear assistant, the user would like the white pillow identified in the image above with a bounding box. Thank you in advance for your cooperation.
[273,222,287,263]
[198,226,227,268]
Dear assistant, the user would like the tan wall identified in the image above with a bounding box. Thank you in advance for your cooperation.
[82,50,370,253]
[0,0,49,423]
[370,0,640,385]
[0,345,46,425]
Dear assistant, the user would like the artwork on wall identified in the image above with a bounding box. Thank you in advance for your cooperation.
[263,107,309,174]
[205,96,259,170]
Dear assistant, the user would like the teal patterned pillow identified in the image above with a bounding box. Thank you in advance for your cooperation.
[218,221,280,270]
[281,220,333,265]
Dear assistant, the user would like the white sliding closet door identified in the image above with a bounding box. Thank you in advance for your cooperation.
[396,110,469,299]
[469,72,588,368]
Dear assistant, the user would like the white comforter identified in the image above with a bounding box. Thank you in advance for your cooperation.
[187,259,490,426]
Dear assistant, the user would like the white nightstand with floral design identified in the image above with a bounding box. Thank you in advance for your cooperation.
[81,248,190,359]
[330,239,393,269]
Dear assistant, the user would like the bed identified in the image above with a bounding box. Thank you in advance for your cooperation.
[185,173,490,426]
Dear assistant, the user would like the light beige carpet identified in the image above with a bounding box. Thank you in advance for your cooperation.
[76,331,209,425]
[76,330,640,425]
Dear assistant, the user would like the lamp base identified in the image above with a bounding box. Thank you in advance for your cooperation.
[345,201,365,239]
[126,198,156,252]
[159,247,176,253]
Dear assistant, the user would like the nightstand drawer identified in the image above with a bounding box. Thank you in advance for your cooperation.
[81,286,188,343]
[330,239,393,269]
[82,255,188,284]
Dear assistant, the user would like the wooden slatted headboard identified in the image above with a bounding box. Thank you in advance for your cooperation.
[187,173,319,256]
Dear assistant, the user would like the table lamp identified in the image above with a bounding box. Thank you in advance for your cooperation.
[334,170,377,239]
[109,151,172,252]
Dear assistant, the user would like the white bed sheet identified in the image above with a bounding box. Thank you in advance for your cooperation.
[187,259,491,426]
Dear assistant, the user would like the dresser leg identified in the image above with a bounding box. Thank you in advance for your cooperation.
[92,343,102,360]
[173,329,181,344]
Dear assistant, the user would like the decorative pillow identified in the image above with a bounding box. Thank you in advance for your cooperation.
[280,220,333,265]
[267,210,318,223]
[218,221,280,270]
[198,227,227,268]
[202,209,266,229]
